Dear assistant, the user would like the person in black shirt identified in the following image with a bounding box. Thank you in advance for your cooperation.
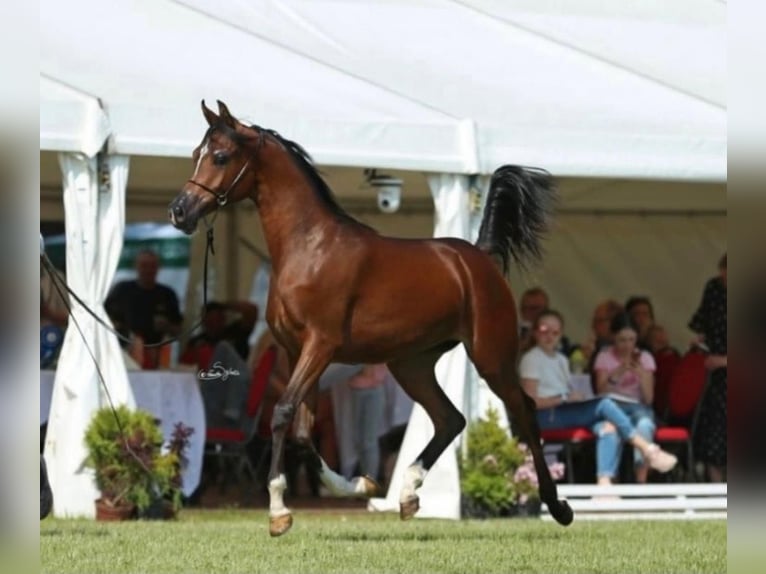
[105,249,183,367]
[183,301,258,363]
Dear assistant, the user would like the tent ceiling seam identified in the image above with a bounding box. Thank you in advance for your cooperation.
[449,0,725,111]
[41,73,105,107]
[168,0,461,122]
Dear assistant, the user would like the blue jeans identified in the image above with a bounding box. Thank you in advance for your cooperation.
[593,402,656,479]
[350,386,385,479]
[537,398,639,479]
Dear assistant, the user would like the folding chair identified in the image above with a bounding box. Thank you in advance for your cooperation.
[654,349,710,481]
[541,427,596,484]
[204,345,277,492]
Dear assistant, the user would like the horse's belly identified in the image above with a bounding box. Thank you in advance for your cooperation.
[336,301,461,363]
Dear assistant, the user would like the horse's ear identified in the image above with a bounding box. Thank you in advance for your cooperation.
[201,100,218,126]
[217,100,236,129]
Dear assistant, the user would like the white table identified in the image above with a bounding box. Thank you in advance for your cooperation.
[41,370,205,497]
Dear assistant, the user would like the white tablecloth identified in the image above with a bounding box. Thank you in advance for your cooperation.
[41,370,205,496]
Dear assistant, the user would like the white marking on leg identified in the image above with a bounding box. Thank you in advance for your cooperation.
[268,474,290,518]
[400,461,426,504]
[317,457,374,498]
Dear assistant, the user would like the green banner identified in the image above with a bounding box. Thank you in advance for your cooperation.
[45,237,190,271]
[117,238,190,269]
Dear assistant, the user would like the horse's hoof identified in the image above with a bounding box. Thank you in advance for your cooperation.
[269,513,293,537]
[551,500,574,526]
[399,496,420,520]
[356,475,382,498]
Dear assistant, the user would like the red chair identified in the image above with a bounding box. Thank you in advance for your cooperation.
[652,348,682,420]
[540,427,596,483]
[654,349,710,480]
[667,350,708,425]
[204,345,277,491]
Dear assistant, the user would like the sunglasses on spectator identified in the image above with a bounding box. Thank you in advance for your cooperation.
[537,325,561,336]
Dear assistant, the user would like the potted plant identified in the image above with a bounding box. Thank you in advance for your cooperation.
[84,405,193,521]
[459,407,565,519]
[140,421,195,520]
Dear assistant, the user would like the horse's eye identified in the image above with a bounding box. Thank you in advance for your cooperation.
[213,152,229,166]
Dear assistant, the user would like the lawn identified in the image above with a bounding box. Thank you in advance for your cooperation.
[40,509,726,574]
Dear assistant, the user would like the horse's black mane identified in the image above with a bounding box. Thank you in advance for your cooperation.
[213,121,370,228]
[258,126,362,225]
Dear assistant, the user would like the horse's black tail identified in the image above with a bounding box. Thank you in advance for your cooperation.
[475,165,557,275]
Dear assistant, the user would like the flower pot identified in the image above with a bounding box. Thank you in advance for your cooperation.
[507,498,542,518]
[138,498,178,520]
[460,495,542,519]
[95,498,136,521]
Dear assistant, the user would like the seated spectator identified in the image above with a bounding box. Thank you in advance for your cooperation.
[593,313,659,483]
[180,300,258,431]
[105,301,144,371]
[105,249,183,368]
[40,291,65,369]
[40,263,70,369]
[646,324,681,419]
[519,287,574,355]
[580,299,624,377]
[181,301,258,367]
[520,309,677,486]
[625,295,655,351]
[40,262,69,329]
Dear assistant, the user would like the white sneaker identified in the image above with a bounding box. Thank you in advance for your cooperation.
[645,444,678,473]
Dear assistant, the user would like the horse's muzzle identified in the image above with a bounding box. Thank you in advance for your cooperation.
[168,190,202,234]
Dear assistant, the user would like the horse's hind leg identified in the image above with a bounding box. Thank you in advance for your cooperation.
[478,360,573,526]
[387,349,466,520]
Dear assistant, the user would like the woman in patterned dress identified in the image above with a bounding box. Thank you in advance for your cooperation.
[689,253,727,482]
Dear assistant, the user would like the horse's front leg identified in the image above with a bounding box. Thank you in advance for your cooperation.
[267,342,332,537]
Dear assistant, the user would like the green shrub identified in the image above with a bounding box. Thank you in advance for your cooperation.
[459,407,563,515]
[84,405,189,512]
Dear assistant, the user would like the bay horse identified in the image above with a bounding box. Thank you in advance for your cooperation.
[169,100,573,536]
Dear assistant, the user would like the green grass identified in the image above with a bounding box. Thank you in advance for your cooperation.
[41,509,726,574]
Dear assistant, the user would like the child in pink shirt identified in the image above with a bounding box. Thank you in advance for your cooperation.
[593,313,657,483]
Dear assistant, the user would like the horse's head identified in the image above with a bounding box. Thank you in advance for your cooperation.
[169,100,256,234]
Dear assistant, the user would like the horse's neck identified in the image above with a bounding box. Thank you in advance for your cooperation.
[255,161,338,273]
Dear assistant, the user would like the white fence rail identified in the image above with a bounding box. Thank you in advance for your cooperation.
[542,483,726,521]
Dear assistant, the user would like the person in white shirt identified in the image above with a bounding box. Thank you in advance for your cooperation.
[520,309,677,485]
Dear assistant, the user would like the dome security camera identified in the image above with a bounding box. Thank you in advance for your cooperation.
[369,175,403,214]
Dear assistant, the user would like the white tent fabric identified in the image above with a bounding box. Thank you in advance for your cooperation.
[44,154,133,518]
[40,0,725,180]
[38,0,726,520]
[40,76,110,157]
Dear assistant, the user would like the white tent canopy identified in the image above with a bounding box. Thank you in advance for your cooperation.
[40,0,726,520]
[41,0,725,180]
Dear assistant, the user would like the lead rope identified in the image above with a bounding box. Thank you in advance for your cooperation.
[41,226,217,481]
[41,230,216,349]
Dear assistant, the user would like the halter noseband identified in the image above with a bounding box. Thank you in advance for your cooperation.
[187,159,250,207]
